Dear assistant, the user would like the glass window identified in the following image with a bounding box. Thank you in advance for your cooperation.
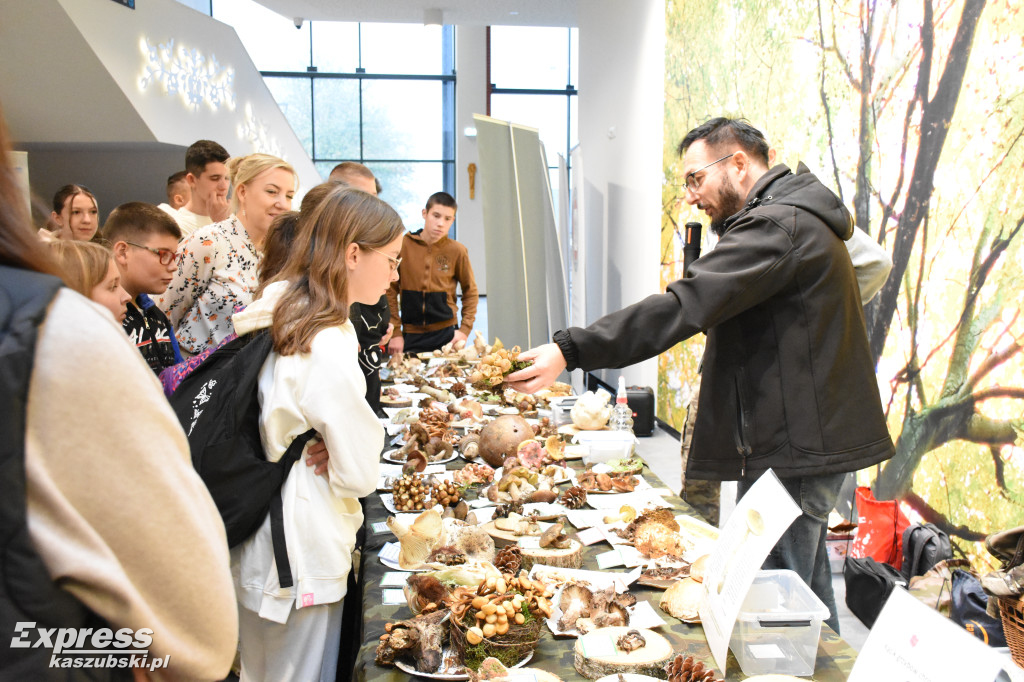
[211,0,309,72]
[312,79,361,160]
[362,80,444,161]
[311,22,359,72]
[569,28,579,89]
[360,24,445,74]
[490,93,571,167]
[490,26,571,89]
[365,162,445,233]
[263,77,312,157]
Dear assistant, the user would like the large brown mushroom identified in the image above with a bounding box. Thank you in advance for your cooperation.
[557,584,594,631]
[539,522,571,549]
[478,414,535,467]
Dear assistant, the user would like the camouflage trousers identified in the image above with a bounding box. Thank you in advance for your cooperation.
[680,379,720,526]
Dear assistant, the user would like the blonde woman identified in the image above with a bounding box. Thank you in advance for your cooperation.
[231,186,403,680]
[48,240,130,322]
[161,153,297,356]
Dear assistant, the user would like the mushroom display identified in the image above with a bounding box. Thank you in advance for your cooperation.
[617,629,647,653]
[374,609,447,672]
[603,505,637,525]
[557,584,593,631]
[477,414,535,467]
[539,523,572,549]
[570,389,613,430]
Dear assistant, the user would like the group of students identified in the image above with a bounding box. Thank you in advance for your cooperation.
[39,140,479,407]
[2,118,479,681]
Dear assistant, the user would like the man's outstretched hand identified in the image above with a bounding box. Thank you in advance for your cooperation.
[504,343,567,394]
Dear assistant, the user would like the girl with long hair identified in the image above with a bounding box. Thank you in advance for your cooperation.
[47,184,100,241]
[231,185,403,681]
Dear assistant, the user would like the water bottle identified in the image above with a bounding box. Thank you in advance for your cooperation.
[610,376,634,433]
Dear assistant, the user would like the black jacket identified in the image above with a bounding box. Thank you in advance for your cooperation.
[1,267,127,680]
[556,163,894,480]
[122,294,181,374]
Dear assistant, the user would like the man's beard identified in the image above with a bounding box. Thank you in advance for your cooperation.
[709,177,745,237]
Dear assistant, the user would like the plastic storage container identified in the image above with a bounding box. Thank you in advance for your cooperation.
[572,430,637,465]
[729,569,829,677]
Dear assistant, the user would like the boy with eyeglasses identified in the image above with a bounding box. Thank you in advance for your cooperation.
[103,202,184,373]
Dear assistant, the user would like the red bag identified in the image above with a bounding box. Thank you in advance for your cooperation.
[850,486,910,570]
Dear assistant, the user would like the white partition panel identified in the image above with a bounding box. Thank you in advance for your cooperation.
[473,115,567,350]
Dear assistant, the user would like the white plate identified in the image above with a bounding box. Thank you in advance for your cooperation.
[595,675,664,682]
[380,493,439,515]
[382,448,459,465]
[494,466,573,485]
[394,650,533,680]
[579,474,653,494]
[378,541,429,572]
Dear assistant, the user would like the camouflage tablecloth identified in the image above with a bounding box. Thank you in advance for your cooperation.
[352,457,857,681]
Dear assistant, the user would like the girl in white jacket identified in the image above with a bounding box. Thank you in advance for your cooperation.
[231,186,404,681]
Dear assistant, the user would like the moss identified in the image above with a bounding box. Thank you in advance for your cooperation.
[462,641,523,670]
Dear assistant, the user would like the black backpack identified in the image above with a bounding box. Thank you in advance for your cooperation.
[169,330,315,588]
[901,523,953,580]
[843,556,906,628]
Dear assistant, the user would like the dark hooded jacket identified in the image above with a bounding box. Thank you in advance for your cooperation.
[555,163,894,480]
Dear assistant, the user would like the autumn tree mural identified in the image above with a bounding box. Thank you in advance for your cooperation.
[661,0,1024,556]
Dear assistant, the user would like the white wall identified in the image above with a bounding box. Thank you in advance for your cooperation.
[577,0,665,391]
[0,0,320,197]
[455,25,488,295]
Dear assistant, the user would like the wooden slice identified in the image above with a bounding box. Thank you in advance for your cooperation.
[479,520,546,548]
[520,539,583,572]
[381,395,413,408]
[573,627,673,680]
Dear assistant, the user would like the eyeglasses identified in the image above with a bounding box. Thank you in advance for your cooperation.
[684,153,736,193]
[126,241,180,266]
[368,247,402,272]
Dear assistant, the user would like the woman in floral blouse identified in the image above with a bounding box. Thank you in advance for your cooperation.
[161,153,297,357]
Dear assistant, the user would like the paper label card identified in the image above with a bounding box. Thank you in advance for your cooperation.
[698,469,801,673]
[371,521,390,534]
[382,588,407,605]
[596,549,625,569]
[848,588,1006,682]
[379,542,401,564]
[580,633,618,658]
[380,572,408,587]
[576,527,607,546]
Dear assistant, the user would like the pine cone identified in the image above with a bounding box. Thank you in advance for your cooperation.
[493,545,523,575]
[664,653,723,682]
[559,486,587,510]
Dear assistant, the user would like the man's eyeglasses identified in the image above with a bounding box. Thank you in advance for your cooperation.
[368,247,402,272]
[126,241,180,266]
[684,153,736,193]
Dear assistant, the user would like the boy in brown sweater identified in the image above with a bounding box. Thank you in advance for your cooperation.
[387,192,478,354]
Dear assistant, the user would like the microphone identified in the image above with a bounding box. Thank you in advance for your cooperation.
[683,221,702,277]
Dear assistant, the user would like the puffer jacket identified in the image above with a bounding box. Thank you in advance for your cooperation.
[555,163,894,480]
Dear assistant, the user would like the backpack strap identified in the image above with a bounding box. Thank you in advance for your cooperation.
[270,428,318,589]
